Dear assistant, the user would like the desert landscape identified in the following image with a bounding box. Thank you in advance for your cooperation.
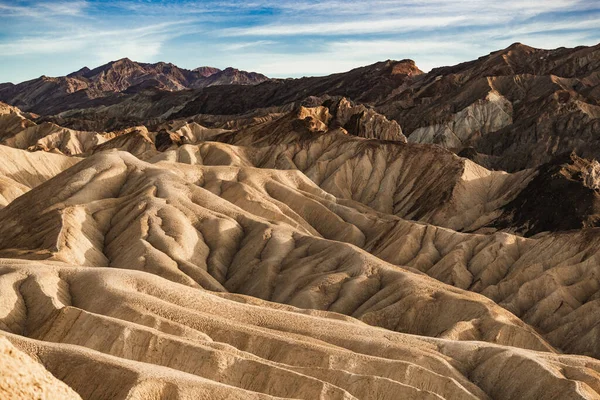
[0,40,599,398]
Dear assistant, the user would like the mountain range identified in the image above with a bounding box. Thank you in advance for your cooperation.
[0,58,268,114]
[1,42,600,399]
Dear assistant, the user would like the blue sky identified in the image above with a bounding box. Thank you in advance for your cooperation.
[1,0,599,83]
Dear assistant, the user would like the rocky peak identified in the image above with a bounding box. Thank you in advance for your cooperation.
[194,66,222,77]
[582,160,600,190]
[109,57,135,66]
[504,42,536,52]
[327,97,406,142]
[81,58,141,82]
[199,67,270,87]
[67,66,91,78]
[390,59,422,76]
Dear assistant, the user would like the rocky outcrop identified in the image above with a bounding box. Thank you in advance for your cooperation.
[407,90,512,148]
[327,97,406,142]
[208,104,406,146]
[190,67,270,89]
[193,66,221,77]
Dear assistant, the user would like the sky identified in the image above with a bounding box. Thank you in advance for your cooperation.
[0,0,599,83]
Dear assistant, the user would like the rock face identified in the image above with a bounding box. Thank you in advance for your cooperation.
[406,90,513,149]
[191,67,270,89]
[327,97,406,141]
[2,44,600,399]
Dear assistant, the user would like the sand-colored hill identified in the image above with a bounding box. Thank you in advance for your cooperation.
[1,43,600,399]
[154,124,533,233]
[3,259,600,399]
[0,134,598,398]
[144,139,600,358]
[0,150,552,350]
[0,335,81,399]
[0,139,599,359]
[0,145,78,207]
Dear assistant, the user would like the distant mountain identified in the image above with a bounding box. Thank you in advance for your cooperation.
[35,58,422,132]
[192,67,273,89]
[171,59,424,117]
[166,42,600,171]
[166,43,600,171]
[2,42,599,172]
[0,58,268,114]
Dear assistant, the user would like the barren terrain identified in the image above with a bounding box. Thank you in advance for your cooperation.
[1,43,600,399]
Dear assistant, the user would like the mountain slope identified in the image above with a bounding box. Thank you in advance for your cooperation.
[379,42,600,170]
[1,142,600,398]
[151,135,600,358]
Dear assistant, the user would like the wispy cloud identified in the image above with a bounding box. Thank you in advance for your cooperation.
[0,19,198,59]
[221,40,277,51]
[221,16,485,37]
[0,1,88,17]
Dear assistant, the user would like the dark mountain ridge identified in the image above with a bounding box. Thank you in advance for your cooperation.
[0,58,268,113]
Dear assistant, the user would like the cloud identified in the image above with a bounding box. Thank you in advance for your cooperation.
[221,16,481,37]
[492,18,600,37]
[0,18,198,61]
[0,1,88,17]
[222,40,277,51]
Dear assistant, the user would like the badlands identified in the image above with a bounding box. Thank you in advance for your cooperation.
[0,42,599,399]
